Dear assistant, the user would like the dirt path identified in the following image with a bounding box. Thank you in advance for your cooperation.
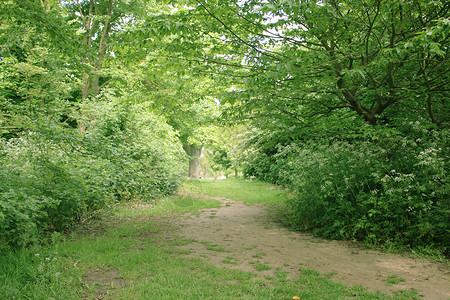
[176,198,449,300]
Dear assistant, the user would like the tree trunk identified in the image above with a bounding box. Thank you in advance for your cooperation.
[183,144,203,178]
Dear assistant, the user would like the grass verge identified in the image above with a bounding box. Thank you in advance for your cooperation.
[182,178,290,204]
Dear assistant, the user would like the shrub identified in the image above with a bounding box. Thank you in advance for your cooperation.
[245,120,449,254]
[0,132,111,248]
[0,103,185,249]
[84,101,185,200]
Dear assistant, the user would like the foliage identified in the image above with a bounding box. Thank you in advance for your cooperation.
[0,16,74,138]
[173,0,450,255]
[1,0,448,258]
[0,0,188,249]
[244,120,449,254]
[179,0,449,129]
[205,124,255,177]
[0,101,184,248]
[0,125,110,248]
[208,146,232,172]
[84,99,185,200]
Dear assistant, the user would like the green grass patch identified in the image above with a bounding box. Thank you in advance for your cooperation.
[1,233,418,300]
[199,241,231,253]
[114,195,221,218]
[222,256,239,265]
[183,178,289,204]
[251,252,266,259]
[275,268,289,280]
[384,274,406,286]
[254,263,271,271]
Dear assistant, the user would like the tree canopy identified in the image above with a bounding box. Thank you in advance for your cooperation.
[166,0,449,132]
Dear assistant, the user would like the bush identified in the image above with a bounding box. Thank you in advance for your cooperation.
[245,120,449,254]
[84,101,185,200]
[0,103,185,249]
[0,132,111,248]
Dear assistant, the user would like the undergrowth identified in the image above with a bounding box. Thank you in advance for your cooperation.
[0,104,184,249]
[244,120,449,257]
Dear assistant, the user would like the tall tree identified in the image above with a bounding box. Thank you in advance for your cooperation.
[176,0,449,131]
[61,0,174,132]
[117,5,229,178]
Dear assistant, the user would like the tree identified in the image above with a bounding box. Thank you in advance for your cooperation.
[0,0,76,137]
[208,124,252,178]
[0,0,188,247]
[178,0,449,131]
[117,7,231,178]
[150,73,221,178]
[176,0,448,253]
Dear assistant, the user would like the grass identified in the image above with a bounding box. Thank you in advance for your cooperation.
[182,178,289,204]
[384,274,407,286]
[222,256,239,265]
[252,252,266,259]
[254,263,272,271]
[115,195,222,218]
[200,241,231,253]
[0,179,420,299]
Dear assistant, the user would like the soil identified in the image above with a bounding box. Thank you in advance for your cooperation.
[82,267,129,299]
[176,197,450,300]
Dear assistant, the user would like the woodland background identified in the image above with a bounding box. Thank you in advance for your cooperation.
[0,0,448,256]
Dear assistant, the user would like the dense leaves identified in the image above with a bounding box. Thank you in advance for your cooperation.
[171,0,450,255]
[243,119,449,254]
[181,0,449,130]
[0,105,184,249]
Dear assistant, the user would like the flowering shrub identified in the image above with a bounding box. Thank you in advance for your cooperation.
[245,121,449,254]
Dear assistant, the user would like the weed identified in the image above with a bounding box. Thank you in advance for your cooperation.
[222,256,239,265]
[384,274,406,286]
[251,252,266,259]
[254,263,271,271]
[200,241,231,253]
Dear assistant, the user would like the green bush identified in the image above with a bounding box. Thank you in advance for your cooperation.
[0,103,185,249]
[245,120,449,254]
[84,101,185,200]
[0,134,109,248]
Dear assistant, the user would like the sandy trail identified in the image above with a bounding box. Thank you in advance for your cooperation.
[177,198,449,300]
